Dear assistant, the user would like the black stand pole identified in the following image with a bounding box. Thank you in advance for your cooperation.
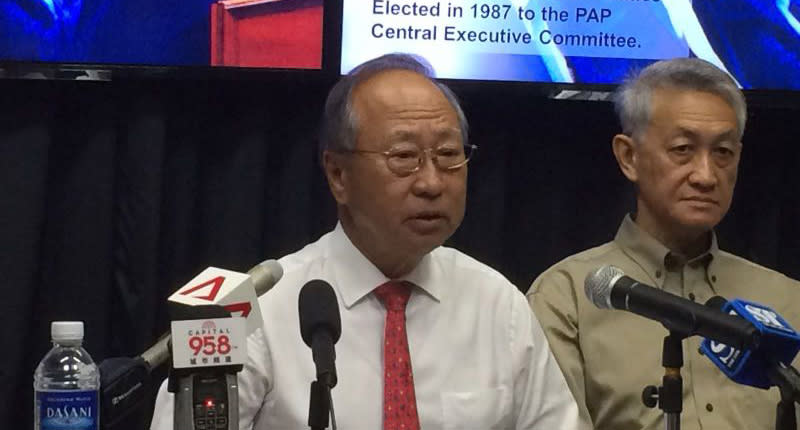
[771,362,800,430]
[775,387,796,430]
[642,333,685,430]
[308,380,330,430]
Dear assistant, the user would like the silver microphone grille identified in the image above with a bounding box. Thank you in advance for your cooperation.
[248,259,284,297]
[584,265,624,310]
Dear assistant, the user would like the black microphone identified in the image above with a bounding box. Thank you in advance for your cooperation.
[298,279,342,388]
[584,265,761,349]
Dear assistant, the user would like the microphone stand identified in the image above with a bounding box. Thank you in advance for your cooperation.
[770,362,800,430]
[775,387,796,430]
[642,333,685,430]
[308,380,329,430]
[307,376,336,430]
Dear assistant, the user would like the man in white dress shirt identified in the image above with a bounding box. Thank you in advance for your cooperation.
[150,53,579,430]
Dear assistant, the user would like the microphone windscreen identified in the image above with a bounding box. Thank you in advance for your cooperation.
[584,265,624,309]
[298,279,342,347]
[248,259,284,296]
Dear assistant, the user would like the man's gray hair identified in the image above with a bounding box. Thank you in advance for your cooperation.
[319,53,469,163]
[613,58,747,140]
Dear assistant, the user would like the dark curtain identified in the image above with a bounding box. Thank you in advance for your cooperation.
[1,75,798,430]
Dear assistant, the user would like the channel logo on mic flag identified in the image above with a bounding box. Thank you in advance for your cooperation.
[701,299,800,388]
[171,317,247,369]
[168,267,264,337]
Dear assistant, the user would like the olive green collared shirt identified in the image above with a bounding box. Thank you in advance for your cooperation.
[528,215,800,430]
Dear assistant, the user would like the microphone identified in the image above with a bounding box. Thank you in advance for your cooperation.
[98,259,283,430]
[584,265,760,349]
[248,259,285,297]
[166,260,283,430]
[298,279,342,388]
[168,259,284,337]
[138,259,283,370]
[701,297,800,391]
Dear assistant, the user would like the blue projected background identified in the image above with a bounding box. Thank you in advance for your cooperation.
[0,0,324,68]
[0,0,216,65]
[341,0,800,90]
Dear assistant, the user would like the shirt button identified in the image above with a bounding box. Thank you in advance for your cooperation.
[688,293,696,301]
[711,275,717,283]
[655,270,662,279]
[706,403,714,412]
[698,347,704,356]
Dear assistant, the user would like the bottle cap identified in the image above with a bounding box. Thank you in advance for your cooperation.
[51,321,84,342]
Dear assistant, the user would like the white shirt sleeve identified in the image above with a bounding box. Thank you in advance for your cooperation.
[236,327,273,429]
[149,381,173,430]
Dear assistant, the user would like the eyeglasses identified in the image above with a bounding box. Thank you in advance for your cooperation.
[346,143,478,176]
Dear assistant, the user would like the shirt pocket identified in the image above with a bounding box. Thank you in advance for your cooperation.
[441,386,510,430]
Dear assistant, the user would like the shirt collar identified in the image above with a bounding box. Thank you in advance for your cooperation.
[327,223,442,309]
[615,214,720,289]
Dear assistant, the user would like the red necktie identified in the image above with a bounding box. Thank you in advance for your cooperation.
[374,281,420,430]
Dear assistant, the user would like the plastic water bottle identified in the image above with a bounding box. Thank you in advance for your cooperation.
[34,321,100,430]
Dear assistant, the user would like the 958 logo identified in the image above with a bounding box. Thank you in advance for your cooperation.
[187,320,233,356]
[171,317,247,368]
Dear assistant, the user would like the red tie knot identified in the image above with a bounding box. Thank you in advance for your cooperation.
[374,281,412,311]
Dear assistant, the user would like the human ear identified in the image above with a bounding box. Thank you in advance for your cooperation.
[612,134,639,183]
[323,150,349,205]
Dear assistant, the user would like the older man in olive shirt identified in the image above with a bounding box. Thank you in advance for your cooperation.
[528,58,800,430]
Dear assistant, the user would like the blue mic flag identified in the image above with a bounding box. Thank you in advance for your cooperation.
[701,299,800,389]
